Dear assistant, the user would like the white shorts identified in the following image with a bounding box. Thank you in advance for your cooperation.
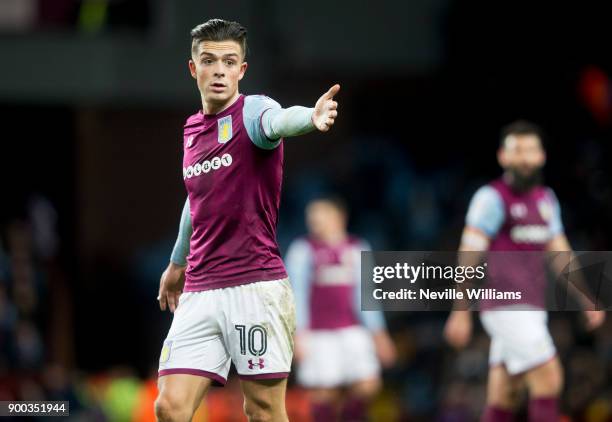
[297,326,380,388]
[480,306,556,375]
[158,278,296,385]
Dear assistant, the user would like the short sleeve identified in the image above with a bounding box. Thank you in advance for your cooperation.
[243,95,282,150]
[547,189,565,236]
[353,240,387,331]
[465,186,505,237]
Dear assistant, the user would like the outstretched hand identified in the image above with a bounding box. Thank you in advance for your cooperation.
[444,311,473,350]
[312,84,340,132]
[373,330,397,368]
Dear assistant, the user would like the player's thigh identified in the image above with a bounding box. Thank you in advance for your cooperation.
[481,309,555,375]
[158,291,232,385]
[341,327,381,385]
[156,374,212,418]
[297,331,345,388]
[240,378,289,421]
[224,279,296,378]
[524,355,563,397]
[486,365,524,409]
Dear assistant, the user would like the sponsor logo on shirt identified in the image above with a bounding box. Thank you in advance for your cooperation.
[314,248,359,285]
[510,224,551,244]
[183,153,233,179]
[218,115,233,143]
[316,264,354,285]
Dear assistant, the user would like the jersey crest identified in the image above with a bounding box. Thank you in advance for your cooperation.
[218,115,233,143]
[510,202,528,219]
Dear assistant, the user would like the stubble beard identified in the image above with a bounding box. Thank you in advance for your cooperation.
[507,167,543,193]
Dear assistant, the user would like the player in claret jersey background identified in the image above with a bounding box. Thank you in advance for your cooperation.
[154,18,341,422]
[444,120,606,422]
[285,196,396,421]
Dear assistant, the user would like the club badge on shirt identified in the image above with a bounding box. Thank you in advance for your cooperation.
[218,115,233,144]
[510,203,528,220]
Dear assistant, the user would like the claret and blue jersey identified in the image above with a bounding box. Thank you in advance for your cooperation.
[465,178,564,309]
[466,178,563,247]
[181,94,289,292]
[285,235,386,332]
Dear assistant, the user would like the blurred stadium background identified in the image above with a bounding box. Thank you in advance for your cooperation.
[1,0,611,420]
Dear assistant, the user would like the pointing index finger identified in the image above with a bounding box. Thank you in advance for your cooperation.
[325,84,340,99]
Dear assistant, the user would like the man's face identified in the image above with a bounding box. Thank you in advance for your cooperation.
[189,40,247,107]
[306,201,347,239]
[498,134,546,181]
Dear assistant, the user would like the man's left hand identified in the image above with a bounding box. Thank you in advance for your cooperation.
[312,84,340,132]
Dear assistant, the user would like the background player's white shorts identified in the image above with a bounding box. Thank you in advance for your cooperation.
[297,326,380,388]
[158,278,295,385]
[480,306,556,375]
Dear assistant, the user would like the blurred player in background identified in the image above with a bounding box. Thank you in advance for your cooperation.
[444,120,605,421]
[285,196,396,421]
[155,19,341,422]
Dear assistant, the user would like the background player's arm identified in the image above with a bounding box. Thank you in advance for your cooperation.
[244,85,340,150]
[444,186,503,349]
[354,241,397,367]
[545,192,605,330]
[284,239,313,362]
[158,198,192,313]
[444,228,489,350]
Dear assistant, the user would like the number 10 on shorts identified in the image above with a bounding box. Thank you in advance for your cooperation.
[235,324,268,356]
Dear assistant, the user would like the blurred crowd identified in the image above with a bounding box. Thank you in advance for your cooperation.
[0,0,149,33]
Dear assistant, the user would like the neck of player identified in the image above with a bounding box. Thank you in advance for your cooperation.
[202,90,240,115]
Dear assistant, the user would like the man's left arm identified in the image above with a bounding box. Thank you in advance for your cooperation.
[546,190,605,330]
[244,85,340,149]
[353,241,397,368]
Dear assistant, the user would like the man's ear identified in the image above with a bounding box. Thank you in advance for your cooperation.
[238,61,248,81]
[188,59,197,79]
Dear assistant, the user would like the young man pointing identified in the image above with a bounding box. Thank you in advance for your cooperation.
[155,19,340,422]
